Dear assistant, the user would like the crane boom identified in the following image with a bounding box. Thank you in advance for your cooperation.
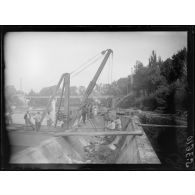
[40,73,66,124]
[81,49,113,106]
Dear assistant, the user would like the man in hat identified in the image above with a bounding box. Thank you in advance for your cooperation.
[34,112,41,131]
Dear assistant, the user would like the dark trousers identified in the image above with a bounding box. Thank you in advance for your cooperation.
[35,122,41,131]
[82,113,86,124]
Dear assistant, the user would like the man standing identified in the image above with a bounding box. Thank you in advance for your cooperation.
[24,110,35,130]
[93,106,96,116]
[89,104,93,119]
[24,111,30,126]
[6,112,13,125]
[46,111,53,127]
[34,112,41,131]
[115,116,122,130]
[106,119,116,131]
[81,105,87,124]
[108,116,122,150]
[6,105,13,125]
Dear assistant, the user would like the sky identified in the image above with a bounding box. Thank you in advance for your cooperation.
[5,32,187,93]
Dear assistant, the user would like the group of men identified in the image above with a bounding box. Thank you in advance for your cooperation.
[81,104,98,124]
[105,116,122,131]
[24,111,42,131]
[104,112,122,150]
[81,104,122,132]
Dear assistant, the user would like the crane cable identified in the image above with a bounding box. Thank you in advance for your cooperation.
[111,52,113,83]
[107,55,110,84]
[70,52,102,75]
[71,55,103,78]
[106,52,113,84]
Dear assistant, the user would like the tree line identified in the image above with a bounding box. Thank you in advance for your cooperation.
[98,47,188,114]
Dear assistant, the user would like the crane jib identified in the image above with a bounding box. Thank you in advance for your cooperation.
[82,49,113,105]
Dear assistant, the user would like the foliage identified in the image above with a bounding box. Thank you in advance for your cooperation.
[160,48,187,84]
[5,85,25,108]
[101,48,188,114]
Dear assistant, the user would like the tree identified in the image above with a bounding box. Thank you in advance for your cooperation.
[39,85,62,96]
[5,85,25,108]
[6,85,17,97]
[172,48,187,82]
[160,48,187,84]
[28,89,37,96]
[160,58,173,84]
[133,61,148,96]
[116,77,129,95]
[149,50,157,67]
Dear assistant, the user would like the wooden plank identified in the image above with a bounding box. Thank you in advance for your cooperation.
[138,124,187,128]
[53,130,143,137]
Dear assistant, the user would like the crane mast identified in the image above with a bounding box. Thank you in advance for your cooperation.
[81,49,113,106]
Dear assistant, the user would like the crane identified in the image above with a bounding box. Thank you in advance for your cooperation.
[39,49,113,129]
[80,49,113,107]
[72,49,113,127]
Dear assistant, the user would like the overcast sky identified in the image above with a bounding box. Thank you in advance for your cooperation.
[5,32,187,93]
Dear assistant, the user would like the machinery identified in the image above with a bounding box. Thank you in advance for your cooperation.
[39,49,113,129]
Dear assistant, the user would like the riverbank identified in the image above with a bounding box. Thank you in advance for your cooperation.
[139,113,187,169]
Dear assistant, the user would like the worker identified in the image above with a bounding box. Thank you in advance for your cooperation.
[6,105,13,125]
[46,111,53,127]
[6,112,13,125]
[86,104,91,119]
[34,112,41,131]
[24,111,31,125]
[89,104,93,119]
[108,116,122,149]
[93,106,98,117]
[103,110,110,129]
[104,119,116,142]
[81,105,87,124]
[115,116,122,130]
[106,119,115,131]
[24,110,35,130]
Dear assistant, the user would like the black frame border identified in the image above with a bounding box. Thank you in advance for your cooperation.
[0,25,194,171]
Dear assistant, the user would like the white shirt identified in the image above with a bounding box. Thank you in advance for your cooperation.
[115,118,122,130]
[34,114,41,122]
[107,121,115,130]
[46,113,52,120]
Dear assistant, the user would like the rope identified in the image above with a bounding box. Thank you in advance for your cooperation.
[70,52,101,75]
[71,55,103,78]
[111,53,113,83]
[106,52,113,85]
[107,56,110,84]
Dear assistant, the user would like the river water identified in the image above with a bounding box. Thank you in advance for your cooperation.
[139,113,187,169]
